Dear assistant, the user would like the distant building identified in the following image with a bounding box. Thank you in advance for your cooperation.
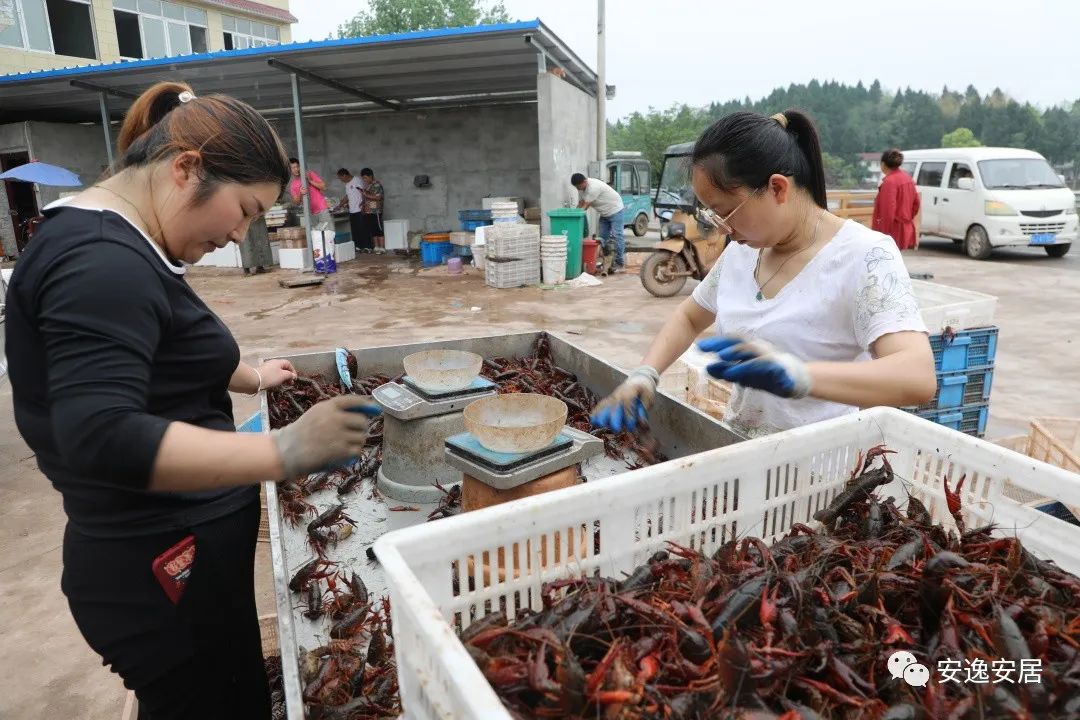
[859,152,884,187]
[0,0,296,76]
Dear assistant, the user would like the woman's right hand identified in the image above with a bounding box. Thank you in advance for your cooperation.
[271,395,379,479]
[590,366,661,433]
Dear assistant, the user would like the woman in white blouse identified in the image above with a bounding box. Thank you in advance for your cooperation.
[592,110,936,439]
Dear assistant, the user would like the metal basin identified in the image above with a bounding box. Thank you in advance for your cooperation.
[464,394,568,453]
[403,349,482,392]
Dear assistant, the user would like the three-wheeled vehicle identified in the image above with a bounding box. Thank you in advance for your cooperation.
[640,142,727,297]
[589,152,653,237]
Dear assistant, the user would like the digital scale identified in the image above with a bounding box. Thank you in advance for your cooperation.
[444,427,603,490]
[372,376,498,503]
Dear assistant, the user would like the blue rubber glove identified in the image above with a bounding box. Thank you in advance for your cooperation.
[697,336,812,399]
[590,366,660,432]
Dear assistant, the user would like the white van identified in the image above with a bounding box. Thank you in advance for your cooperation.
[900,147,1076,259]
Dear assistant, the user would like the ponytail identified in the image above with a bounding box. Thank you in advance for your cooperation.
[113,81,290,203]
[781,110,827,209]
[116,81,192,156]
[691,108,828,210]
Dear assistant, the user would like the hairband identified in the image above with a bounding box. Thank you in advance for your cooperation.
[771,112,788,129]
[178,90,196,103]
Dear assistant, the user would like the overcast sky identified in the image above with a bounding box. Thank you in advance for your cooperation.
[292,0,1080,119]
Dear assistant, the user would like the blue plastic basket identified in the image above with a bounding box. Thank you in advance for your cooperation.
[453,245,473,258]
[913,403,989,437]
[930,327,998,372]
[458,209,492,231]
[905,366,994,413]
[420,241,454,266]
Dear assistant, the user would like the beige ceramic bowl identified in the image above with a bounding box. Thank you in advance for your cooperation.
[402,350,483,393]
[463,393,568,453]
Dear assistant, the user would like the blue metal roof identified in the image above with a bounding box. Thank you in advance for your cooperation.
[0,19,597,121]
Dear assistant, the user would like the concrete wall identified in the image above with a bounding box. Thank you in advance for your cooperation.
[271,103,540,233]
[536,73,597,234]
[25,121,109,206]
[0,123,31,256]
[0,121,108,256]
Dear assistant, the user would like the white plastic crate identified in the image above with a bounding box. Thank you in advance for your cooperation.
[911,279,997,333]
[484,257,539,288]
[486,223,540,260]
[375,407,1080,720]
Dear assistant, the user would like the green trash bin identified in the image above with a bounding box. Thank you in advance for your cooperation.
[547,208,587,280]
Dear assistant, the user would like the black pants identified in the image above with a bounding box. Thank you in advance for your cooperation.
[62,497,270,720]
[351,212,382,250]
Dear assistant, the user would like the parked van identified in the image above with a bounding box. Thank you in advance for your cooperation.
[901,147,1076,259]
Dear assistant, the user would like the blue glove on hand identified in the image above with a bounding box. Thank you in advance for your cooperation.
[697,336,812,399]
[590,366,660,433]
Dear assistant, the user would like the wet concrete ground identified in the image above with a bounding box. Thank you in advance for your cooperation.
[2,239,1078,718]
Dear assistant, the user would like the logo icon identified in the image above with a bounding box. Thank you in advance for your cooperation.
[904,663,931,687]
[889,650,931,687]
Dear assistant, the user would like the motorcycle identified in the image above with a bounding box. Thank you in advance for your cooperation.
[640,143,727,297]
[639,209,726,297]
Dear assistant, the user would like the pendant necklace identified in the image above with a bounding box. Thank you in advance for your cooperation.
[753,209,825,301]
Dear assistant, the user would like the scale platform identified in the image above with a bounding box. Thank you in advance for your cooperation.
[372,376,497,421]
[444,426,603,490]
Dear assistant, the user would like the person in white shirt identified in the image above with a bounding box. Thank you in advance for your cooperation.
[572,173,626,272]
[336,168,370,252]
[591,110,936,439]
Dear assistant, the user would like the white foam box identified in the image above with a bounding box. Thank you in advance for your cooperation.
[278,247,312,270]
[449,231,474,247]
[911,279,997,334]
[335,240,356,263]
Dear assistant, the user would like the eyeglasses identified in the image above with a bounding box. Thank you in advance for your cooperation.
[699,187,764,234]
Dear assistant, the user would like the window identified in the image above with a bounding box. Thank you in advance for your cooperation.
[113,0,205,59]
[619,164,638,194]
[607,163,617,186]
[635,163,650,194]
[0,0,96,59]
[977,158,1065,190]
[222,13,280,50]
[900,161,916,177]
[916,162,946,188]
[948,163,975,189]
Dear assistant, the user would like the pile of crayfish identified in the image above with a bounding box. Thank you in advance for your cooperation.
[287,560,400,719]
[481,334,666,470]
[462,447,1080,719]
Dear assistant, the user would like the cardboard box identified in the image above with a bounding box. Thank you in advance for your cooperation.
[450,231,474,247]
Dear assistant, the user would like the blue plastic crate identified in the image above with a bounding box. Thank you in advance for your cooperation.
[912,403,989,437]
[237,412,262,433]
[930,327,998,372]
[458,209,491,231]
[461,218,490,232]
[420,241,454,266]
[453,245,473,258]
[905,366,994,413]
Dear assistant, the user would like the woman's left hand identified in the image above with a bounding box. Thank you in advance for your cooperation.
[698,336,812,399]
[258,359,298,390]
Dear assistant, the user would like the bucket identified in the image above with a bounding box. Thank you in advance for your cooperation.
[582,238,600,274]
[542,256,567,284]
[447,257,463,275]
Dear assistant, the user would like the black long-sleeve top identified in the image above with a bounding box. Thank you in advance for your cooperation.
[6,206,256,538]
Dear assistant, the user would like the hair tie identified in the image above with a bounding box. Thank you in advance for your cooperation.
[178,90,196,104]
[770,113,788,130]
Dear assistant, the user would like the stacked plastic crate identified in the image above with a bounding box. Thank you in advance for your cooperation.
[906,280,999,437]
[484,224,541,288]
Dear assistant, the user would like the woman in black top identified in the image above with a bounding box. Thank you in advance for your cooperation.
[6,82,373,719]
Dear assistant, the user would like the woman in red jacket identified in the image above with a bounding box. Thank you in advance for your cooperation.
[873,148,921,250]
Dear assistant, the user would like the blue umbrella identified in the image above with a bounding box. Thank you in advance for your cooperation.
[0,161,81,187]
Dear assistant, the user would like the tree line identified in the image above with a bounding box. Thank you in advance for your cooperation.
[608,81,1080,188]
